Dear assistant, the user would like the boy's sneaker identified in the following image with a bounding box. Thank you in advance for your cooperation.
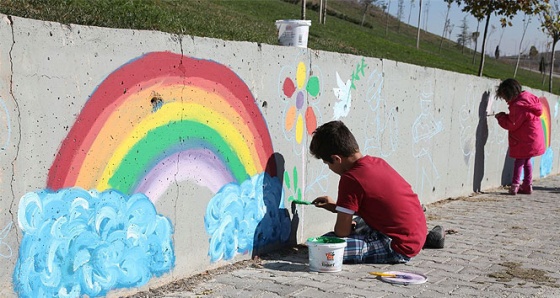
[509,184,519,195]
[518,184,532,194]
[424,225,445,249]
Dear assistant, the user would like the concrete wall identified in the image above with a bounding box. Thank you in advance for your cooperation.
[1,14,559,297]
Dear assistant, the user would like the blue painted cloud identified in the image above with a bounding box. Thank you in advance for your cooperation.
[540,147,553,177]
[13,188,174,298]
[205,172,291,262]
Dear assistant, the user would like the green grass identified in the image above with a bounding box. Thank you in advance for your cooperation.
[1,0,558,94]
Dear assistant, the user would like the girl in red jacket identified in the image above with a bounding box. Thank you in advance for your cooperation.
[495,79,545,195]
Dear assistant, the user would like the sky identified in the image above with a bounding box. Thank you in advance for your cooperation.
[385,0,552,57]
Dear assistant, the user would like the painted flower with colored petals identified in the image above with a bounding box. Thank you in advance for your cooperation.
[282,62,320,144]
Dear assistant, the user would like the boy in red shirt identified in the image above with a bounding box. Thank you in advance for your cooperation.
[310,120,443,263]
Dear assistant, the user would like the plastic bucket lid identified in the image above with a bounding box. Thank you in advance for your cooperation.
[306,236,346,244]
[275,19,312,26]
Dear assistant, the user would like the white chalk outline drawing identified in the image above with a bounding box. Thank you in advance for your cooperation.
[0,97,11,150]
[0,221,13,258]
[362,68,398,158]
[412,85,443,197]
[304,164,330,195]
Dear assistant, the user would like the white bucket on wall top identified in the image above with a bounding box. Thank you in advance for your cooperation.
[306,236,347,272]
[275,19,311,48]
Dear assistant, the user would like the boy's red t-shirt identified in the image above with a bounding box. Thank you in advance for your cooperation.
[336,155,427,257]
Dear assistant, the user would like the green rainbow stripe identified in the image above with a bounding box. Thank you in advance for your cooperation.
[107,121,248,194]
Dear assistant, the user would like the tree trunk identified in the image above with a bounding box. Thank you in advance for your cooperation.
[408,0,413,25]
[301,0,306,20]
[542,56,547,86]
[478,13,491,77]
[322,0,327,24]
[361,3,370,26]
[438,4,451,53]
[319,0,323,24]
[385,1,391,36]
[513,17,531,78]
[514,55,522,78]
[472,21,480,64]
[548,39,558,93]
[416,0,422,49]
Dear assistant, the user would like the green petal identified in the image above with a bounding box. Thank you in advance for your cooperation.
[306,76,320,97]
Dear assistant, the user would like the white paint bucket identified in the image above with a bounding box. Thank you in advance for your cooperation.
[306,236,346,272]
[275,19,311,48]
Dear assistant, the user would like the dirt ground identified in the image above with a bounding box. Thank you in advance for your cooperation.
[123,245,309,298]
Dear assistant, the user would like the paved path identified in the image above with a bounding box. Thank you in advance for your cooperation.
[129,175,560,298]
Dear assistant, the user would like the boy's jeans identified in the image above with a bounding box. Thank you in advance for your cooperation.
[323,216,410,264]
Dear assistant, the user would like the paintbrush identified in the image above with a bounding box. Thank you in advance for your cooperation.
[369,272,413,279]
[292,199,314,205]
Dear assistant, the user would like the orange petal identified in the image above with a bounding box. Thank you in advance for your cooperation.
[285,106,297,131]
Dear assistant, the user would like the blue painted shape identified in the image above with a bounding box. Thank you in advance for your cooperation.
[13,188,175,298]
[204,172,290,262]
[540,147,554,177]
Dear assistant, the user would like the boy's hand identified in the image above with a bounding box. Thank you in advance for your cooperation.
[312,196,337,213]
[495,112,506,119]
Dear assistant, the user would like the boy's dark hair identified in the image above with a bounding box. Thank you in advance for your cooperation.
[309,120,359,163]
[497,78,522,101]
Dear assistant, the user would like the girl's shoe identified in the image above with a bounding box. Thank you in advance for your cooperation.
[518,184,533,194]
[509,184,519,195]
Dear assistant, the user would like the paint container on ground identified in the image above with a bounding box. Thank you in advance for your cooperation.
[306,236,346,272]
[275,20,311,48]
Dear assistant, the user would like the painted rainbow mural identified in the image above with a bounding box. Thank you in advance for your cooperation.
[15,52,287,297]
[540,97,551,149]
[47,51,275,201]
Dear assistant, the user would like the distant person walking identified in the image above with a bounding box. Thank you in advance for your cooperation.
[494,78,545,195]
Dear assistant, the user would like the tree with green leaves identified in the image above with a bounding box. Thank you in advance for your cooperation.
[539,0,560,92]
[449,0,548,77]
[529,45,539,59]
